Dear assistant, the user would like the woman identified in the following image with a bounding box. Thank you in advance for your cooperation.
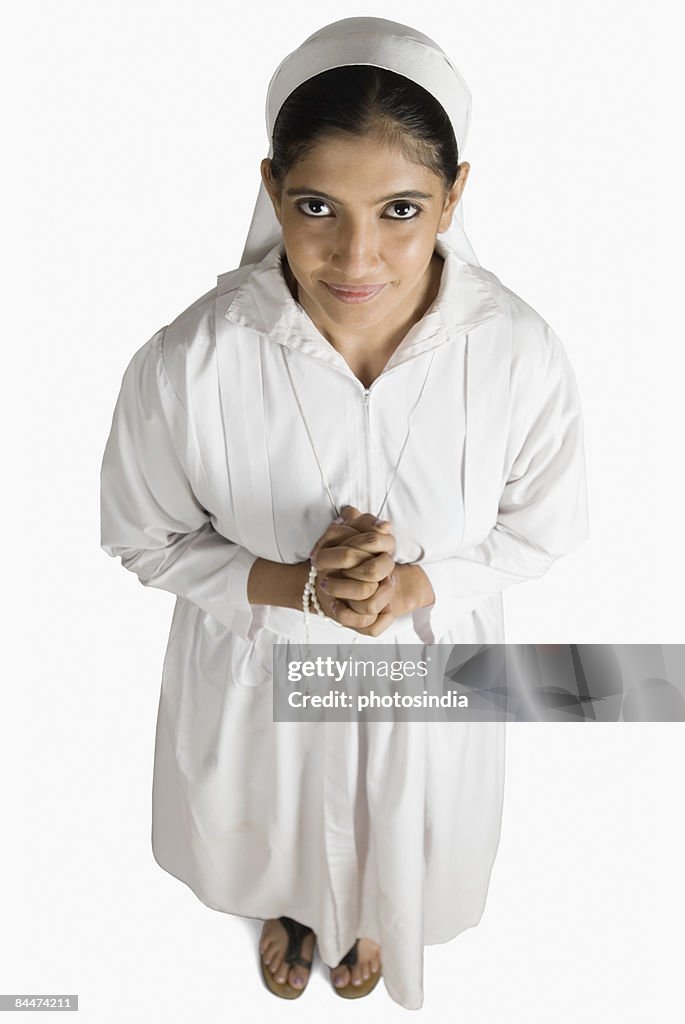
[100,16,588,1010]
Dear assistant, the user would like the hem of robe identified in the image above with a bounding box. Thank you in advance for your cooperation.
[150,836,500,1011]
[149,593,507,1012]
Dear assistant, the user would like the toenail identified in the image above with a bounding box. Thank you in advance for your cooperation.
[293,975,303,986]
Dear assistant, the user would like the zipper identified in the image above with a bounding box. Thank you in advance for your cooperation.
[361,387,372,510]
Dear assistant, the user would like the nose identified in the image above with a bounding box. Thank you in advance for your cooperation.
[329,219,382,280]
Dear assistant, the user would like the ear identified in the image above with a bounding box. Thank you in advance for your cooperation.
[437,161,470,234]
[260,159,282,223]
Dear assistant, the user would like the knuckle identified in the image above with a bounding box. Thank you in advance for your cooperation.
[353,560,373,581]
[337,525,358,540]
[374,559,391,582]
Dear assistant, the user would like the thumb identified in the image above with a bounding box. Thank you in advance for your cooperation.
[336,504,363,523]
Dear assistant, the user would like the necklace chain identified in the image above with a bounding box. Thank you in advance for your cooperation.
[281,344,436,520]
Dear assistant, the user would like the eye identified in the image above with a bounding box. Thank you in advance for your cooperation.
[294,197,424,220]
[296,198,333,217]
[384,200,422,220]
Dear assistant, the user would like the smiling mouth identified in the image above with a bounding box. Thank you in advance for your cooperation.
[323,281,387,303]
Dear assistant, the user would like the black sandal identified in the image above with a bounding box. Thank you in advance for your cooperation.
[260,916,315,999]
[331,938,382,999]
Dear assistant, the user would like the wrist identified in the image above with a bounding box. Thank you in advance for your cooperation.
[290,561,314,611]
[395,564,435,615]
[248,557,312,610]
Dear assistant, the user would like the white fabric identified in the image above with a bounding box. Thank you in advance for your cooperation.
[100,232,588,1008]
[240,15,481,269]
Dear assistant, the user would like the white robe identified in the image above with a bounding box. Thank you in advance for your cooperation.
[100,235,588,1010]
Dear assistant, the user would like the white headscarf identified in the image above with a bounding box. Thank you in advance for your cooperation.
[239,16,480,269]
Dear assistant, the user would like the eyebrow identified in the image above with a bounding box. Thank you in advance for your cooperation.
[285,187,434,204]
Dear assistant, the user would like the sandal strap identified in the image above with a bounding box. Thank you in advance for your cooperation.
[288,955,313,970]
[337,939,358,968]
[278,916,314,967]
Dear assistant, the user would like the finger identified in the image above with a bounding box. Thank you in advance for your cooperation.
[317,574,378,603]
[330,530,396,558]
[329,600,379,631]
[310,512,393,559]
[339,552,395,584]
[310,523,367,560]
[313,543,387,573]
[340,511,393,534]
[315,585,348,622]
[345,574,396,616]
[337,504,363,522]
[353,605,396,638]
[321,522,395,570]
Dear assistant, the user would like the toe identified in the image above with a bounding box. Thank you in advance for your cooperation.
[351,963,364,986]
[288,965,308,989]
[331,965,350,988]
[288,932,314,990]
[260,918,315,989]
[275,964,288,985]
[268,952,286,983]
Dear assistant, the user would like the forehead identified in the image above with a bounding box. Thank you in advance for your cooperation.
[285,133,439,194]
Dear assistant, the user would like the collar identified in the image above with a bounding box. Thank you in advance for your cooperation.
[222,235,505,373]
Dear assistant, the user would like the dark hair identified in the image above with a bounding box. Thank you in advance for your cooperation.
[268,65,460,196]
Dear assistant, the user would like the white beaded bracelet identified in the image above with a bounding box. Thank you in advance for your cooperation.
[302,563,324,645]
[302,562,345,644]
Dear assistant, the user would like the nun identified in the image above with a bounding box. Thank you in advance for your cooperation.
[100,16,589,1010]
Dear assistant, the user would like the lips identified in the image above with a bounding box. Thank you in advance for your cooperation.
[323,282,386,303]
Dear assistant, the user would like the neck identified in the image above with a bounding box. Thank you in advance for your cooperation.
[282,248,444,358]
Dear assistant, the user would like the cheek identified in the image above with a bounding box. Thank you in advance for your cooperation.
[282,223,325,267]
[393,246,432,282]
[386,222,432,256]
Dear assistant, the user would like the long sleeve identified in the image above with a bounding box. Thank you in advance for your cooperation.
[100,327,263,640]
[412,325,589,643]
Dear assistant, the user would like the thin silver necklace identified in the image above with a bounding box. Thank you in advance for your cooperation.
[280,343,436,520]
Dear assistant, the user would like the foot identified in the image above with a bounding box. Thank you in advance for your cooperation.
[259,918,316,992]
[330,937,382,990]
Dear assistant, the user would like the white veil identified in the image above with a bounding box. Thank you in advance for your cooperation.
[239,16,480,269]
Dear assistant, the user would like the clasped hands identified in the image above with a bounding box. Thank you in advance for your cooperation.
[308,505,432,637]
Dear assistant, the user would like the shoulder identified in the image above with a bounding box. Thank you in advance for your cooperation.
[123,282,217,374]
[119,263,252,406]
[159,264,255,396]
[159,282,218,385]
[476,265,572,387]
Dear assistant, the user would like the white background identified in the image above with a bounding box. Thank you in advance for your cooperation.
[2,0,683,1020]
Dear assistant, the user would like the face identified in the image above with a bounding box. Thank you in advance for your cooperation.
[260,132,469,348]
